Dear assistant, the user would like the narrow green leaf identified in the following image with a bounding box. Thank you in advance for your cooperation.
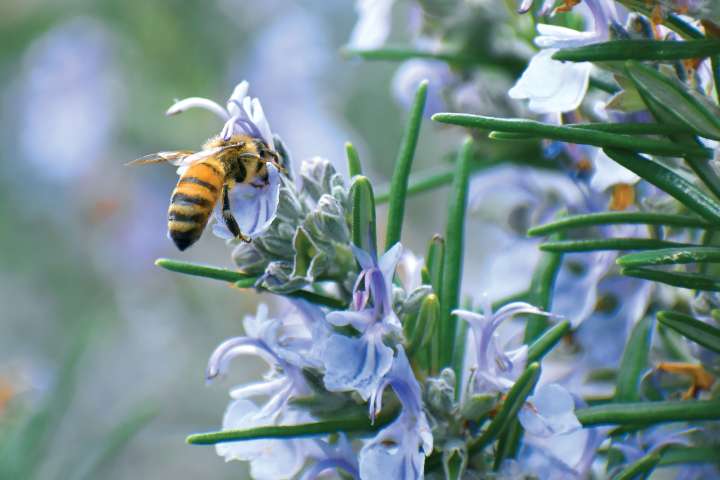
[187,407,399,445]
[431,114,711,158]
[612,449,663,480]
[526,320,570,363]
[439,137,473,367]
[385,80,428,251]
[491,122,695,140]
[659,445,720,466]
[657,310,720,354]
[604,148,720,223]
[342,46,478,65]
[621,267,720,291]
[68,404,158,480]
[540,238,692,253]
[350,176,377,254]
[529,212,709,237]
[345,142,362,177]
[442,441,468,480]
[155,258,256,283]
[614,316,653,402]
[576,400,720,426]
[618,246,720,267]
[468,363,541,454]
[406,294,439,356]
[427,235,445,374]
[626,60,720,140]
[553,39,720,63]
[524,230,565,341]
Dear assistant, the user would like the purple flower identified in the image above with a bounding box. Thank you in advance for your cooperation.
[454,298,551,394]
[320,243,404,400]
[359,348,433,480]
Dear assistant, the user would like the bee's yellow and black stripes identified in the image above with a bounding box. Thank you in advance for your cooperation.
[168,161,225,250]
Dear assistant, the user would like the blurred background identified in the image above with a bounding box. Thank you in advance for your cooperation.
[0,0,466,477]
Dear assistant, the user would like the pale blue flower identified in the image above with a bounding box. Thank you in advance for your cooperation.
[216,400,318,480]
[211,163,281,240]
[454,298,551,394]
[165,81,281,240]
[518,383,581,437]
[300,435,359,480]
[509,0,618,113]
[206,304,313,420]
[320,243,404,400]
[506,426,607,479]
[206,303,330,478]
[359,348,433,480]
[392,59,453,115]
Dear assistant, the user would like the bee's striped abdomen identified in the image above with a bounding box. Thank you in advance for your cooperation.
[168,161,224,250]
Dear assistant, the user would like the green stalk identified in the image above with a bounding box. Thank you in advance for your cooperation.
[618,246,720,267]
[657,310,720,354]
[614,316,653,402]
[345,142,362,177]
[155,258,256,283]
[621,267,720,291]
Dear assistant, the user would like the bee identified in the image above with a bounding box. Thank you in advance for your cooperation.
[129,134,284,251]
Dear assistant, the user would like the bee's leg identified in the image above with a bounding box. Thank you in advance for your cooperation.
[221,184,251,243]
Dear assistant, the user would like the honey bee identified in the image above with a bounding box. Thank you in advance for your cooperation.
[129,134,284,251]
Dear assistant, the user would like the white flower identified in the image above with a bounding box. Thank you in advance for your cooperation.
[518,383,582,437]
[509,0,617,113]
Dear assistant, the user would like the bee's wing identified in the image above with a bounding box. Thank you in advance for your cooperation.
[126,150,196,166]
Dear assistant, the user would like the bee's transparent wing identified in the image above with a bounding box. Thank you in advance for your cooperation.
[125,150,196,166]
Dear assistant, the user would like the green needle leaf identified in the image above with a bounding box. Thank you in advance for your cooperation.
[406,293,439,357]
[431,114,711,158]
[657,310,720,354]
[526,320,571,363]
[468,363,541,455]
[155,258,256,283]
[439,137,473,367]
[618,246,720,267]
[490,122,695,141]
[626,60,720,141]
[187,407,398,445]
[553,39,720,62]
[385,80,427,251]
[345,142,362,177]
[603,148,720,223]
[621,267,720,291]
[614,316,653,402]
[576,400,720,426]
[350,175,377,254]
[659,446,720,466]
[539,238,692,253]
[612,448,664,480]
[528,212,709,237]
[156,258,345,307]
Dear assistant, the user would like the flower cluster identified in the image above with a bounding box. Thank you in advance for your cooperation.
[148,0,720,478]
